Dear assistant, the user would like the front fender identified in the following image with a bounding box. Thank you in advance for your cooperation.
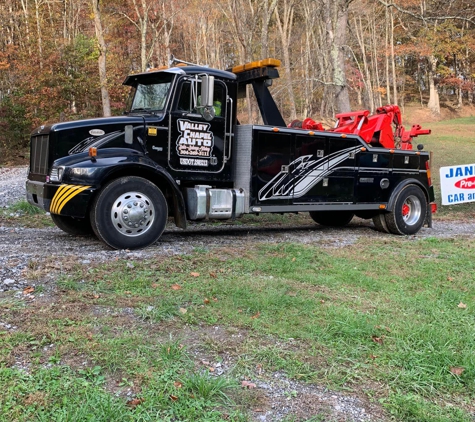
[26,179,97,218]
[55,148,187,229]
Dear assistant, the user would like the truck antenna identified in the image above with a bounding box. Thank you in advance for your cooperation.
[169,55,208,68]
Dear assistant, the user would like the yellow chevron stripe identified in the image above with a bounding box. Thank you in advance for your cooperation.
[50,184,91,214]
[52,184,79,214]
[56,185,90,214]
[53,185,90,214]
[50,185,70,214]
[52,185,84,214]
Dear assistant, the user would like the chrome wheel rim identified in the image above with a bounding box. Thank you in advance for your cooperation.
[111,191,155,237]
[402,194,422,226]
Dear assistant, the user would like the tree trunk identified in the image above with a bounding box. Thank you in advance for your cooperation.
[91,0,111,117]
[389,6,398,104]
[325,0,351,114]
[427,55,440,115]
[384,5,391,104]
[34,0,43,69]
[274,0,297,120]
[20,0,31,55]
[260,0,278,58]
[354,16,374,112]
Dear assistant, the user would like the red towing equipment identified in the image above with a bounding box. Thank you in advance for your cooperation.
[290,104,431,150]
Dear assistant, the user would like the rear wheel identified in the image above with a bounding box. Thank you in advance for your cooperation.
[309,211,354,227]
[372,213,390,233]
[51,214,93,236]
[91,176,168,250]
[384,185,427,235]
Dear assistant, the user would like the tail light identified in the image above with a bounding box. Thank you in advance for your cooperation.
[425,160,432,186]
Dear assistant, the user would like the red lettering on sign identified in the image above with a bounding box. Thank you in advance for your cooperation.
[455,177,475,189]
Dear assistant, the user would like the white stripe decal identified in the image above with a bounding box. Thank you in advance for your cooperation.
[258,146,361,201]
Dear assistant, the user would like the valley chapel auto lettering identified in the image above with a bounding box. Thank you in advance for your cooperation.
[440,164,475,205]
[176,119,214,159]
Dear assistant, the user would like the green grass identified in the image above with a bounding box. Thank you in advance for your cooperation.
[7,200,44,215]
[0,200,52,227]
[2,236,475,420]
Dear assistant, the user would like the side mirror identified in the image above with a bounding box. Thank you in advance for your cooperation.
[200,75,215,107]
[124,125,133,144]
[200,75,215,121]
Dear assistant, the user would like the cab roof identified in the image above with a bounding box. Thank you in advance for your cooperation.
[123,65,236,86]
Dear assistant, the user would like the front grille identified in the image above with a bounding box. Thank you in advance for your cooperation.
[31,135,50,175]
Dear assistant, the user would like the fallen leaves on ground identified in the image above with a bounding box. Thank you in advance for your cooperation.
[241,380,257,389]
[190,272,200,277]
[458,302,467,309]
[171,284,181,290]
[126,398,144,407]
[450,366,465,376]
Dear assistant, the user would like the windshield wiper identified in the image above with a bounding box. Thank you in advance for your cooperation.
[130,107,154,114]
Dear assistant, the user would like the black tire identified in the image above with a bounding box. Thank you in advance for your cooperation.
[372,213,390,233]
[90,176,168,250]
[51,214,94,236]
[309,211,354,227]
[384,185,427,235]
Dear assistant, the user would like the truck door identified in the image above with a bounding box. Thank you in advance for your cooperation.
[169,78,228,173]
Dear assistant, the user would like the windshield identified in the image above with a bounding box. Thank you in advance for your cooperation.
[127,73,174,113]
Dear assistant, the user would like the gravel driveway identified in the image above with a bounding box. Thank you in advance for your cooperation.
[2,165,475,293]
[2,166,475,422]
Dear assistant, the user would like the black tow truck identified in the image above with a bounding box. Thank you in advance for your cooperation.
[26,58,436,249]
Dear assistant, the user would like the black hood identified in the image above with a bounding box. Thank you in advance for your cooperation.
[31,115,148,163]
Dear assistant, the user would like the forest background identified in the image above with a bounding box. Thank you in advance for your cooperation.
[0,0,474,163]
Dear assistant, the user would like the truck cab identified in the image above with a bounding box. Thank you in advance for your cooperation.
[26,58,436,249]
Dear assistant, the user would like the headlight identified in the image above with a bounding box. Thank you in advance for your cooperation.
[70,168,97,177]
[49,166,65,182]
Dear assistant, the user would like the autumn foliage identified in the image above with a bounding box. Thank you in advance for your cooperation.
[0,0,474,161]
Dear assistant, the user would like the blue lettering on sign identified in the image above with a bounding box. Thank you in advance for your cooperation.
[445,166,475,178]
[448,193,465,203]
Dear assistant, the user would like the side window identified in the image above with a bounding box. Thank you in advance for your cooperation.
[177,81,192,112]
[213,83,225,117]
[176,79,226,117]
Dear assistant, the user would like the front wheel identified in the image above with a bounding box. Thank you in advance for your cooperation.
[90,176,168,250]
[51,214,94,236]
[384,185,427,235]
[309,211,354,227]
